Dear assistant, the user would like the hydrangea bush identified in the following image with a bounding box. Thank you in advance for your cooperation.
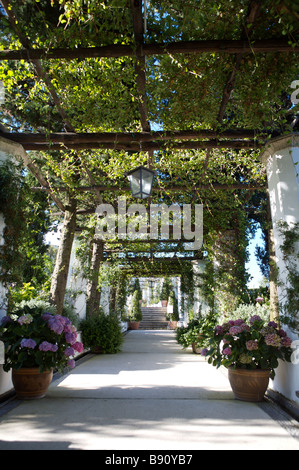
[0,306,84,373]
[202,315,293,377]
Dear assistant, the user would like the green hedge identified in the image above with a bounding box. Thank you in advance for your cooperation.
[80,310,123,354]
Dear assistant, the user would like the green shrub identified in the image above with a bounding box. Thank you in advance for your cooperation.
[167,289,179,321]
[160,277,172,300]
[128,290,142,321]
[80,310,123,354]
[176,312,217,350]
[228,302,270,324]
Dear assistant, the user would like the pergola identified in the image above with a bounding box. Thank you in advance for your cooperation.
[0,0,298,314]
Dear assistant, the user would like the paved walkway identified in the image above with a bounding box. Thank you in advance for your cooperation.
[0,330,299,450]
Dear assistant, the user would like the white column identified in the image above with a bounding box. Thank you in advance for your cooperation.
[262,133,299,403]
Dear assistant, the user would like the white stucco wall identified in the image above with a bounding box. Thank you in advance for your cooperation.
[0,210,12,396]
[0,137,25,397]
[262,134,299,405]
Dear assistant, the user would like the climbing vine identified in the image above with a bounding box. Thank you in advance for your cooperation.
[0,1,297,314]
[278,221,299,333]
[0,160,51,294]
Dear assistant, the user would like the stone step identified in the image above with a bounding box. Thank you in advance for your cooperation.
[139,322,169,330]
[139,307,168,330]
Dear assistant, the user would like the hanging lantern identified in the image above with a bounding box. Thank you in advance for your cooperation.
[127,166,155,199]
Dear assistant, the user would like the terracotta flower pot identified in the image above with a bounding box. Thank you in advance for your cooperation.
[92,346,104,354]
[192,342,202,354]
[12,367,53,400]
[228,367,270,402]
[128,321,140,330]
[161,300,168,307]
[168,321,177,330]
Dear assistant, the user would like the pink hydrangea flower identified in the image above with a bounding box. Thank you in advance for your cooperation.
[65,331,77,344]
[215,325,224,335]
[64,347,75,357]
[223,347,232,356]
[229,325,242,336]
[246,339,259,351]
[250,315,262,324]
[234,319,245,326]
[18,314,33,325]
[47,315,65,335]
[39,341,58,352]
[281,336,292,347]
[20,338,36,349]
[265,333,281,347]
[73,341,84,353]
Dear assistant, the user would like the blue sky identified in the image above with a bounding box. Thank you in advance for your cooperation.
[246,228,264,289]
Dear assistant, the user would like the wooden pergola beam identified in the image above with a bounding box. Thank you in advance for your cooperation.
[0,129,259,143]
[0,39,297,61]
[103,255,202,262]
[18,139,261,151]
[33,182,265,195]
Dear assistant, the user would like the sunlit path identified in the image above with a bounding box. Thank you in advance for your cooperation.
[0,331,298,451]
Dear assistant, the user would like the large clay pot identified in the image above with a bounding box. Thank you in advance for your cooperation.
[192,342,202,354]
[92,346,104,354]
[228,367,270,402]
[168,321,177,330]
[128,321,140,330]
[12,367,53,400]
[161,300,168,307]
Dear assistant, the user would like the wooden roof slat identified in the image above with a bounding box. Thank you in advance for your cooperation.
[0,39,298,61]
[0,129,259,143]
[19,139,261,151]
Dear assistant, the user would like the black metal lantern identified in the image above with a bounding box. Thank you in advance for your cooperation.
[127,165,155,199]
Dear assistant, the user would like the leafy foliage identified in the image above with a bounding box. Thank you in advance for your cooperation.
[0,1,298,312]
[80,309,124,354]
[167,288,179,322]
[0,160,51,290]
[128,290,142,322]
[278,221,299,332]
[176,311,217,350]
[0,304,83,372]
[204,315,293,376]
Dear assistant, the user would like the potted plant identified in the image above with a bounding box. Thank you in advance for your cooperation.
[131,278,142,304]
[176,312,216,353]
[80,310,123,354]
[203,315,293,402]
[160,278,171,307]
[127,290,142,329]
[167,290,179,329]
[0,305,84,399]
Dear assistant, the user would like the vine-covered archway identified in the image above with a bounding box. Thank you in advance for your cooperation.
[0,0,298,318]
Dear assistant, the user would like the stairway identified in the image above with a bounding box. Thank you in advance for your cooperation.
[139,307,169,330]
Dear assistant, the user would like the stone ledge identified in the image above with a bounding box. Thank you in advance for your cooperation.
[261,132,299,163]
[267,388,299,422]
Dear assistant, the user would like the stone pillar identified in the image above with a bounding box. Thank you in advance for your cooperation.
[262,133,299,404]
